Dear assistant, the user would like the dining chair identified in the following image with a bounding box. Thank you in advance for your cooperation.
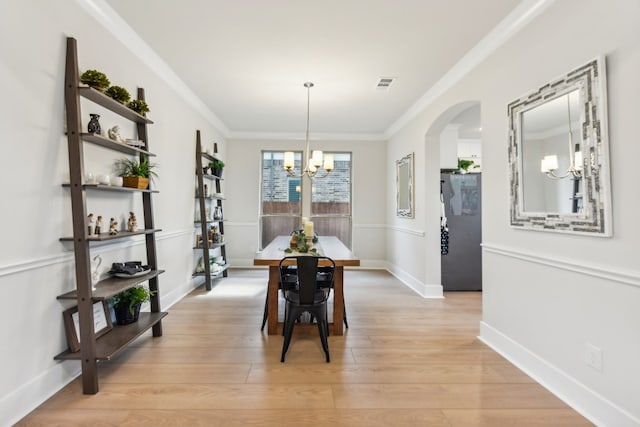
[280,255,335,363]
[260,264,297,331]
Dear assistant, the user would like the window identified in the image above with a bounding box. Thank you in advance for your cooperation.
[311,152,352,248]
[260,151,301,249]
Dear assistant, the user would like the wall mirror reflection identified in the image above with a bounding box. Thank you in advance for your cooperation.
[396,153,414,218]
[508,57,612,235]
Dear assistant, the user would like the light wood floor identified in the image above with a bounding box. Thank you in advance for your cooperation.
[18,269,591,426]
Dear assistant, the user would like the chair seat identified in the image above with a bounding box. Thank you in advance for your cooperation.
[284,289,328,305]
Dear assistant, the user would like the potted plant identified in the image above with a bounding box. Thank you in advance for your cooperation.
[209,159,225,178]
[80,69,110,91]
[128,99,150,116]
[114,158,158,189]
[112,285,155,325]
[105,85,131,104]
[457,158,479,174]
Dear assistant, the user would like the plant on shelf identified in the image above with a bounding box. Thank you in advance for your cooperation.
[80,69,110,91]
[114,158,158,189]
[209,159,225,177]
[457,158,479,174]
[112,285,156,325]
[441,158,480,174]
[127,99,150,116]
[105,85,131,104]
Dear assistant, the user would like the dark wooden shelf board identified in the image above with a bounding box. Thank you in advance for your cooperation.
[194,220,224,224]
[62,183,159,193]
[200,152,222,162]
[54,312,167,361]
[57,270,165,300]
[79,86,154,124]
[193,242,226,250]
[60,229,161,242]
[194,196,225,200]
[201,173,223,181]
[193,264,229,278]
[81,133,156,156]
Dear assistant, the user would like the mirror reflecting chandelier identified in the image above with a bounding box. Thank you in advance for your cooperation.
[283,82,333,178]
[540,93,583,179]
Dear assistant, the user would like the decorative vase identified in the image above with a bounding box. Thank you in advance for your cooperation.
[114,303,141,325]
[88,114,101,134]
[213,206,223,220]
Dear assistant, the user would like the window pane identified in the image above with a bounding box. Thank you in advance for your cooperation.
[311,152,352,247]
[261,151,301,248]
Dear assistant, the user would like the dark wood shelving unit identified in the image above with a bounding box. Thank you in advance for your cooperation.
[57,270,165,300]
[59,228,161,242]
[58,36,166,394]
[194,130,228,291]
[81,132,156,156]
[54,312,167,361]
[62,183,159,193]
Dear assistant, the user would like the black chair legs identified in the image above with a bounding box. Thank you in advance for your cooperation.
[260,290,268,331]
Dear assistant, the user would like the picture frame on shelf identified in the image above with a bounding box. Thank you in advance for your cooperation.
[63,300,112,353]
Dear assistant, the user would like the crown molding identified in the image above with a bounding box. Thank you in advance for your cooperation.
[384,0,557,138]
[227,131,387,142]
[75,0,231,137]
[77,0,555,142]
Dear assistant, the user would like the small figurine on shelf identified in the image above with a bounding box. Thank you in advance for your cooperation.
[87,113,101,134]
[87,213,95,236]
[95,215,103,235]
[109,217,119,235]
[127,212,137,232]
[107,125,125,143]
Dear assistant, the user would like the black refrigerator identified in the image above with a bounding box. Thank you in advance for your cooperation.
[440,172,482,291]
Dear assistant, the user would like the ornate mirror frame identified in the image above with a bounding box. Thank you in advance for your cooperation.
[396,153,414,218]
[508,57,612,236]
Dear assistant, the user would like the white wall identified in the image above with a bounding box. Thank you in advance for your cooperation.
[386,0,640,425]
[224,138,387,268]
[0,1,224,424]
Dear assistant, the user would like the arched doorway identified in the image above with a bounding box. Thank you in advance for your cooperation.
[423,101,482,294]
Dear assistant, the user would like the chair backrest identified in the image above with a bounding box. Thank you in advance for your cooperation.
[279,256,335,305]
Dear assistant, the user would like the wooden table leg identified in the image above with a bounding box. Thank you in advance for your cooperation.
[267,265,279,335]
[333,266,344,336]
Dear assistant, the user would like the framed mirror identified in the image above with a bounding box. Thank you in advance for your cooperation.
[396,153,414,218]
[508,57,612,236]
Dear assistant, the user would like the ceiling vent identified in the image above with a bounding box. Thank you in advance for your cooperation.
[375,77,395,90]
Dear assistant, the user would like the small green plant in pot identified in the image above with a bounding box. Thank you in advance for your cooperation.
[105,85,131,104]
[128,99,150,116]
[80,69,110,91]
[114,158,158,189]
[112,286,156,325]
[209,159,225,178]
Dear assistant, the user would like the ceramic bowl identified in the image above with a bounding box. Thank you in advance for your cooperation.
[97,174,110,185]
[110,176,123,186]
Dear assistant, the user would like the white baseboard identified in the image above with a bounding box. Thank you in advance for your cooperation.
[479,321,640,427]
[386,262,443,298]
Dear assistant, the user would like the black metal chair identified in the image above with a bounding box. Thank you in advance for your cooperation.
[280,255,335,363]
[261,264,296,331]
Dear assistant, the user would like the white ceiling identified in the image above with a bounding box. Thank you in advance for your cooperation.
[104,0,524,138]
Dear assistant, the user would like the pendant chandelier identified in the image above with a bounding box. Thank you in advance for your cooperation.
[283,82,333,178]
